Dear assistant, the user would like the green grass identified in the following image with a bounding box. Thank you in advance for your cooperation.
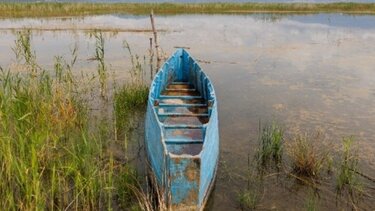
[93,31,107,99]
[336,137,362,199]
[1,2,375,18]
[0,29,149,210]
[115,84,149,136]
[115,40,149,138]
[13,30,39,75]
[238,189,259,210]
[256,121,284,168]
[305,190,318,211]
[0,67,108,210]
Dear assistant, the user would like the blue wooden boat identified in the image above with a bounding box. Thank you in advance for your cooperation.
[145,49,219,210]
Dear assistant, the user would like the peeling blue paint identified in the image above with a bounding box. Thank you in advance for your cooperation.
[145,49,219,210]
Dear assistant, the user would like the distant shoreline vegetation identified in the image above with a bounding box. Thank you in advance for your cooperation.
[1,2,375,18]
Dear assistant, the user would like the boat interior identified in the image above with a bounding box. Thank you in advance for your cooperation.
[155,81,210,156]
[150,50,216,156]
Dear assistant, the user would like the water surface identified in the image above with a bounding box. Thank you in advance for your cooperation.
[4,0,375,3]
[1,13,375,210]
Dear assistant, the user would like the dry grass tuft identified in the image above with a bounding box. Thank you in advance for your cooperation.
[288,134,326,178]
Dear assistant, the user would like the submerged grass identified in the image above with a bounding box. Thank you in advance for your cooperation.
[248,121,371,209]
[336,137,363,200]
[115,84,149,136]
[238,189,259,210]
[1,2,375,18]
[256,121,284,169]
[238,161,263,211]
[305,190,318,211]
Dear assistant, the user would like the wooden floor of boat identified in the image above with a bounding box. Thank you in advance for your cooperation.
[156,82,209,156]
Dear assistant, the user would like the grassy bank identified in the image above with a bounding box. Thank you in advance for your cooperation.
[1,2,375,18]
[0,30,150,210]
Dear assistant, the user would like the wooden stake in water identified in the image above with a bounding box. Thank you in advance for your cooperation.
[149,37,154,79]
[150,10,161,71]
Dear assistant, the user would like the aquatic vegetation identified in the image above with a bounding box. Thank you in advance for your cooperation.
[237,168,263,211]
[115,165,140,209]
[132,172,168,211]
[305,190,318,211]
[13,30,38,75]
[0,19,374,209]
[115,40,149,137]
[336,137,362,199]
[238,189,259,210]
[256,121,284,168]
[326,154,334,175]
[115,84,149,136]
[123,40,145,85]
[93,31,107,99]
[0,68,104,210]
[288,134,326,178]
[1,2,375,18]
[0,30,150,210]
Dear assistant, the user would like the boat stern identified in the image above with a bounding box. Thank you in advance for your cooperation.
[168,155,201,210]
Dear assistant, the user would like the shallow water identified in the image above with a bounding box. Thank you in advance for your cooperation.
[1,13,375,210]
[6,0,375,3]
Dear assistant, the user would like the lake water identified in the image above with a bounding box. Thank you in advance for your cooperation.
[1,13,375,210]
[3,0,375,3]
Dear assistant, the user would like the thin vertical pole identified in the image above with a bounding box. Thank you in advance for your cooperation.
[150,10,161,71]
[149,37,154,79]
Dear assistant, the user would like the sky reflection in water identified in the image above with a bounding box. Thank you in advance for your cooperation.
[1,13,375,210]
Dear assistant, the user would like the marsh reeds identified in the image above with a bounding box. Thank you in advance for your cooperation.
[238,189,259,210]
[93,32,107,99]
[13,30,39,75]
[123,40,146,85]
[238,121,283,209]
[115,40,149,137]
[0,30,150,210]
[256,121,284,169]
[243,117,375,210]
[0,66,104,210]
[114,84,149,136]
[1,2,375,18]
[238,155,263,210]
[305,190,318,211]
[336,137,362,200]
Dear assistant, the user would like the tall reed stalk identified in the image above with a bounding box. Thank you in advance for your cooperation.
[94,31,107,99]
[13,30,39,76]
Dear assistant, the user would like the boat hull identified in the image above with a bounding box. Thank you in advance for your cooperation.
[145,49,219,210]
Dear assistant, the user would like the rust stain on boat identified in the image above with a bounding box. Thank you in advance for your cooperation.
[185,159,200,182]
